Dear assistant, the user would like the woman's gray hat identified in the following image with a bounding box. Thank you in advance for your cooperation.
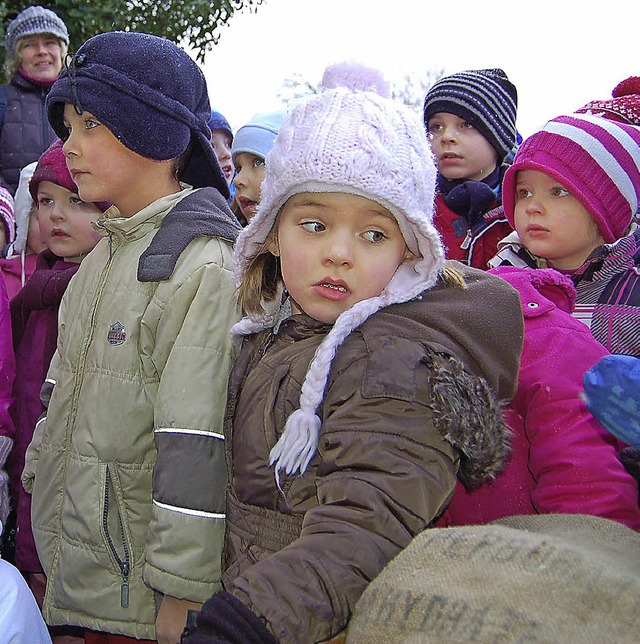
[5,6,69,56]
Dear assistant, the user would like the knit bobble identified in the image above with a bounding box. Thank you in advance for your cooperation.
[613,77,640,98]
[320,61,391,98]
[269,409,322,479]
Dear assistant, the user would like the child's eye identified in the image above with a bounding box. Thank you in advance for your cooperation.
[70,196,85,206]
[84,118,100,130]
[38,196,53,207]
[461,121,474,130]
[301,221,325,233]
[253,158,266,168]
[363,230,386,243]
[551,186,571,198]
[516,188,532,200]
[428,122,443,133]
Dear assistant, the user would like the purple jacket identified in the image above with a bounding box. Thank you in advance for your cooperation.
[0,273,15,441]
[437,267,640,531]
[8,250,78,571]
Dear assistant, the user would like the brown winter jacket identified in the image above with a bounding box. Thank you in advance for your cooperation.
[221,263,524,643]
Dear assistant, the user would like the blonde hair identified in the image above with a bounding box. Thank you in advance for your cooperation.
[4,36,68,82]
[237,231,280,315]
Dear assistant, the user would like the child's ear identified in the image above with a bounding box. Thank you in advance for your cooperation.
[403,247,416,262]
[266,232,280,257]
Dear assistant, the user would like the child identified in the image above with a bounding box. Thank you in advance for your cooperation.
[8,138,106,642]
[183,62,524,644]
[423,68,518,270]
[0,272,15,539]
[22,32,242,644]
[436,266,640,530]
[0,519,52,644]
[0,162,46,299]
[231,110,284,225]
[208,108,235,197]
[0,185,15,250]
[492,113,640,357]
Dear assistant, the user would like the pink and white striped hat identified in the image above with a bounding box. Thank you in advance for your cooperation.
[503,113,640,243]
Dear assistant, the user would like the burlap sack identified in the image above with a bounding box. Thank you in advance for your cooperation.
[347,514,640,643]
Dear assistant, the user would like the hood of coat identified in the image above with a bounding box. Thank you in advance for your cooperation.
[367,261,523,402]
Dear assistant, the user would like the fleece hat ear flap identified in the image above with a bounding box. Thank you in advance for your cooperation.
[46,31,229,198]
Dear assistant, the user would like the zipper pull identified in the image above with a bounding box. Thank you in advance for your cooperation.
[120,562,130,608]
[460,229,473,250]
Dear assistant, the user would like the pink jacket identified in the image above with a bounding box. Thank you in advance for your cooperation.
[437,267,640,530]
[0,274,14,440]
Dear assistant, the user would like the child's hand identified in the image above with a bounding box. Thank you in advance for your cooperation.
[156,595,202,644]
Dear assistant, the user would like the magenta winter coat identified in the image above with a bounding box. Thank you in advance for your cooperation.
[437,266,640,531]
[0,273,15,442]
[8,250,78,571]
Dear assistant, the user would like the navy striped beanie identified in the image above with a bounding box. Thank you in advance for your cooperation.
[423,68,518,163]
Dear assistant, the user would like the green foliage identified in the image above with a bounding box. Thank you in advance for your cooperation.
[0,0,262,62]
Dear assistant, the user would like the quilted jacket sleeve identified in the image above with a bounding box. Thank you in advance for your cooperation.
[143,253,239,602]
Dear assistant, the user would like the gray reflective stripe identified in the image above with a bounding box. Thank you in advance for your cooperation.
[152,499,225,519]
[155,427,224,441]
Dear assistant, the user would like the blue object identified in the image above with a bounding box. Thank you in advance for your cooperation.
[583,354,640,446]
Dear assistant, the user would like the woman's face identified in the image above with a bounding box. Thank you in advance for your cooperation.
[18,34,63,81]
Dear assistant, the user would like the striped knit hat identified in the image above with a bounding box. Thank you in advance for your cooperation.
[423,68,518,163]
[503,113,640,243]
[5,6,69,57]
[233,61,444,479]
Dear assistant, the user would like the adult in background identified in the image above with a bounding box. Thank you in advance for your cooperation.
[0,6,69,195]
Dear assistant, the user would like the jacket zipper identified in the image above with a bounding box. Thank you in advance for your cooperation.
[103,467,131,608]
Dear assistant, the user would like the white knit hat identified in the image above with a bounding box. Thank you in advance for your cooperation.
[232,62,445,480]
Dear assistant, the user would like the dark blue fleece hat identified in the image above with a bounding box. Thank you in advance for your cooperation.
[46,31,229,198]
[208,109,233,140]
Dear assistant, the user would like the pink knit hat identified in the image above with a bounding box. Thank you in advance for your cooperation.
[503,113,640,243]
[576,77,640,126]
[29,138,111,212]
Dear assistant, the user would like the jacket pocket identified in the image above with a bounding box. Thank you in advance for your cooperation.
[100,464,132,608]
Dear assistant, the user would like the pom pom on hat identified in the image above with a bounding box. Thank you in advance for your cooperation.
[503,113,640,244]
[5,6,69,57]
[320,61,391,96]
[232,61,444,481]
[576,76,640,126]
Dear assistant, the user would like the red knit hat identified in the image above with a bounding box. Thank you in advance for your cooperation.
[503,113,640,244]
[576,77,640,125]
[29,138,110,211]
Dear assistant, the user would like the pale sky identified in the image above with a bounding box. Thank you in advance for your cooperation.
[198,0,638,138]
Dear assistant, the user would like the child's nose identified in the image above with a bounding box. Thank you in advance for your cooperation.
[50,204,65,221]
[324,233,354,267]
[524,194,544,214]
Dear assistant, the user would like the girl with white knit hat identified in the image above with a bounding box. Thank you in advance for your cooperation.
[184,62,525,644]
